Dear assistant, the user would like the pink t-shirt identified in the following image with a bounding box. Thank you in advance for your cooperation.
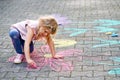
[10,20,39,40]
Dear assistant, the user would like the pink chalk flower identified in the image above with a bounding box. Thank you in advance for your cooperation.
[8,45,82,72]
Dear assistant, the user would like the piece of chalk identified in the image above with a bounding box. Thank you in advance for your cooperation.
[28,63,37,69]
[111,33,118,37]
[106,32,112,35]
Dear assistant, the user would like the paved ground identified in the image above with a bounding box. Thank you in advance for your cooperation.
[0,0,120,80]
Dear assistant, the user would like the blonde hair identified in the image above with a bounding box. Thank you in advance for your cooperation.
[35,16,58,40]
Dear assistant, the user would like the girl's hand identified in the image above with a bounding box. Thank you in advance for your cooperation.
[52,54,64,59]
[27,59,37,69]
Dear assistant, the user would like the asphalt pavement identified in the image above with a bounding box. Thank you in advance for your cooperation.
[0,0,120,80]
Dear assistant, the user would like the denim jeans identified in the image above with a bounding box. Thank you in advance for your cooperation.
[9,29,34,54]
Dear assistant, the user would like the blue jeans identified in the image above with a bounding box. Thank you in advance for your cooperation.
[9,29,34,54]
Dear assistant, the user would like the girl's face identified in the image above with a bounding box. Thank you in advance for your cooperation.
[39,26,51,37]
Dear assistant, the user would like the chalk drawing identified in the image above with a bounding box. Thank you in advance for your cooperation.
[52,14,120,28]
[52,14,71,25]
[8,45,82,71]
[92,38,120,48]
[81,56,120,75]
[71,19,120,26]
[83,56,120,75]
[108,68,120,75]
[108,57,120,75]
[94,27,118,32]
[52,15,120,36]
[54,39,77,47]
[75,19,120,31]
[94,19,120,26]
[57,19,120,37]
[93,19,119,32]
[58,28,87,37]
[110,57,120,62]
[83,60,115,66]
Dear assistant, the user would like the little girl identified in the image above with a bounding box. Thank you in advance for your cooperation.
[9,16,62,66]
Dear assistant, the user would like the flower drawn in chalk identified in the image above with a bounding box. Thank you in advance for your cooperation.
[8,45,82,72]
[108,57,120,75]
[83,56,120,75]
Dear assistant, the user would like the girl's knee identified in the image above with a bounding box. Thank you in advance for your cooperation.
[9,29,20,38]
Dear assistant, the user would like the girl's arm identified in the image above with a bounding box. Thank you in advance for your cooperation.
[47,36,55,57]
[47,36,63,58]
[24,26,35,64]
